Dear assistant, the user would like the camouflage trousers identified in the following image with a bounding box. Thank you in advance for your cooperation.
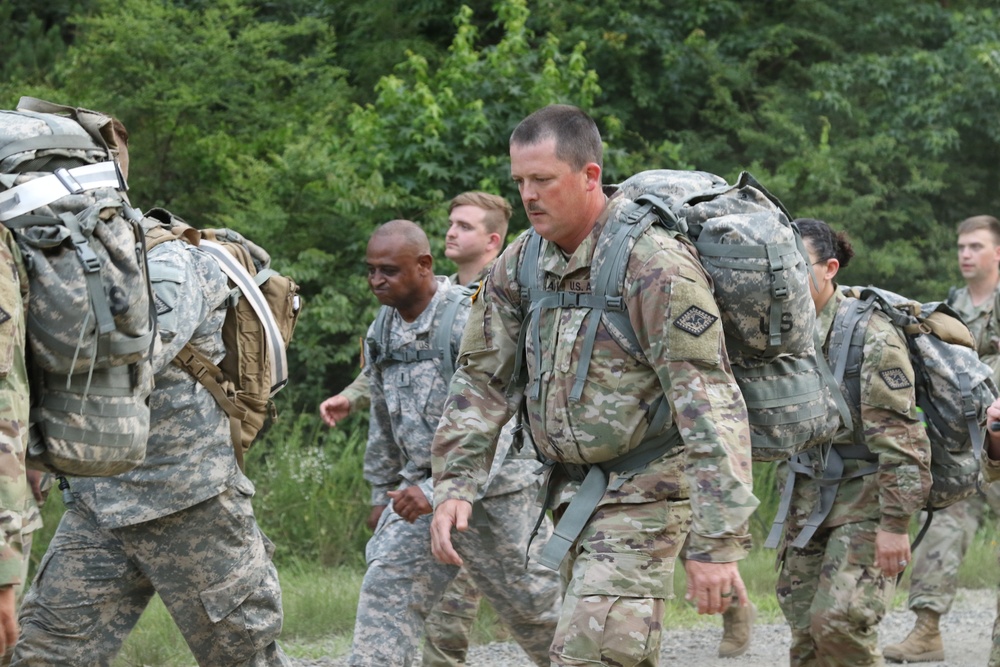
[422,566,481,666]
[551,497,692,667]
[10,486,289,667]
[908,483,1000,614]
[349,485,560,667]
[777,520,895,667]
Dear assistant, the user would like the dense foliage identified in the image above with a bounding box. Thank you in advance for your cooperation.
[6,0,1000,563]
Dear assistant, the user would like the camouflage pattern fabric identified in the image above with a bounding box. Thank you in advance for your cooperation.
[12,486,286,666]
[0,226,30,590]
[12,236,289,666]
[432,200,758,666]
[420,567,481,667]
[774,289,931,665]
[905,284,1000,616]
[554,498,692,666]
[350,277,560,667]
[777,520,895,666]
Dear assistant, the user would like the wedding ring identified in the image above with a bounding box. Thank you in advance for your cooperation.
[898,560,908,567]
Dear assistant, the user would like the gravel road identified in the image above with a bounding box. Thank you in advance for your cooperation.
[303,587,995,666]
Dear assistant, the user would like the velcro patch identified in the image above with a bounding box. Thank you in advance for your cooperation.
[879,368,912,390]
[0,307,9,327]
[153,294,173,317]
[673,306,718,337]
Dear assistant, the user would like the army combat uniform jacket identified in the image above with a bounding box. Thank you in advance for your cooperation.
[432,198,759,562]
[0,226,29,588]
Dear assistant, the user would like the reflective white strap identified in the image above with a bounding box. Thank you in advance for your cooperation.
[199,240,288,394]
[0,161,122,222]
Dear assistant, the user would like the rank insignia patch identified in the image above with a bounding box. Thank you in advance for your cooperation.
[0,307,9,326]
[153,294,173,317]
[879,368,912,390]
[673,306,718,336]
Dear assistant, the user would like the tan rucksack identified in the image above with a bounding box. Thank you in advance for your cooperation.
[144,208,302,469]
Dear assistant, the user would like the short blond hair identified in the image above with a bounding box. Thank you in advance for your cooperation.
[957,215,1000,246]
[448,191,511,240]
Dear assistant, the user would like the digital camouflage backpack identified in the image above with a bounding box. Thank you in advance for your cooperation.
[143,208,302,470]
[515,169,848,463]
[0,97,155,477]
[765,286,997,550]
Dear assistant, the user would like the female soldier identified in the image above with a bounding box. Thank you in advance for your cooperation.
[772,218,932,666]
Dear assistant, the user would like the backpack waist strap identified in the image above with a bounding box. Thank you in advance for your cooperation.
[534,426,683,570]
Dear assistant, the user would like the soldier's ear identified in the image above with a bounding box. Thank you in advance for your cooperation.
[418,253,433,273]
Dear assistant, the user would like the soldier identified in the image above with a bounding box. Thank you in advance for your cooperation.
[11,120,290,666]
[769,218,931,666]
[430,104,758,666]
[347,220,559,667]
[322,192,541,667]
[978,395,1000,667]
[0,223,31,659]
[885,214,1000,663]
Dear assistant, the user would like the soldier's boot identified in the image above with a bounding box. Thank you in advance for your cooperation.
[883,608,945,663]
[717,601,755,658]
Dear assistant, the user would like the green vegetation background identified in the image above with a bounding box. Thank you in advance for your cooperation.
[5,0,1000,662]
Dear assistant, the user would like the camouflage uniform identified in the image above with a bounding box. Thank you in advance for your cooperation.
[906,285,1000,621]
[12,236,289,666]
[0,226,30,599]
[348,276,560,667]
[775,288,931,666]
[432,196,759,667]
[344,367,484,667]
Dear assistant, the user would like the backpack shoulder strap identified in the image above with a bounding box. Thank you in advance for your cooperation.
[434,285,474,382]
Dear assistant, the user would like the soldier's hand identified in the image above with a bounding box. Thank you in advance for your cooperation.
[366,504,387,531]
[431,499,471,567]
[319,394,351,427]
[987,396,1000,461]
[0,585,18,656]
[387,487,432,523]
[875,528,911,578]
[684,560,747,615]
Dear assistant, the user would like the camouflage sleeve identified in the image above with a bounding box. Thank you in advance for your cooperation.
[363,320,404,506]
[0,229,27,586]
[432,251,523,507]
[860,312,932,534]
[629,236,757,562]
[339,370,371,414]
[982,447,1000,485]
[147,241,230,372]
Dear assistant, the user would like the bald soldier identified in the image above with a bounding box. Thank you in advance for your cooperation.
[347,220,559,667]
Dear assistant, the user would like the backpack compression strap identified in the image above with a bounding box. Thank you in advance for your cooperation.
[0,161,123,222]
[199,240,289,395]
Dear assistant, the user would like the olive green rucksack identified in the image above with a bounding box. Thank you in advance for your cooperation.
[0,97,155,477]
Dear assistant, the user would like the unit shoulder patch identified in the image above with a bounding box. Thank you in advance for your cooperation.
[879,368,912,390]
[673,305,718,337]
